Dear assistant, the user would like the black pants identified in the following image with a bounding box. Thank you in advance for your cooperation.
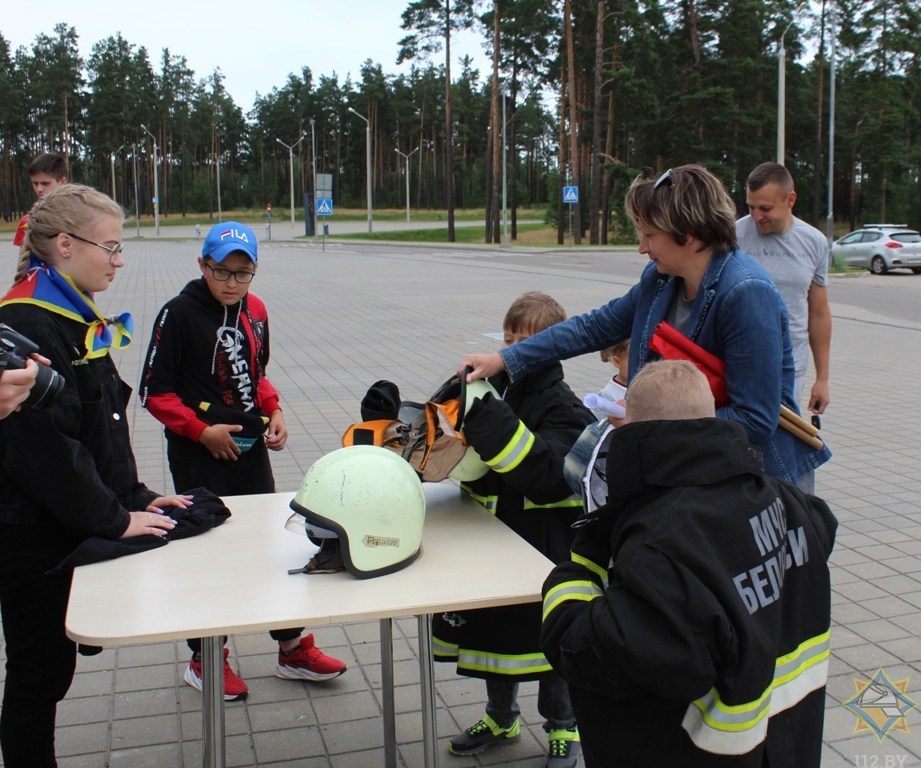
[168,438,276,497]
[167,439,303,654]
[0,525,78,768]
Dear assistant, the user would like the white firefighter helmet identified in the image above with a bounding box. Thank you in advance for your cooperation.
[449,377,501,482]
[288,446,426,578]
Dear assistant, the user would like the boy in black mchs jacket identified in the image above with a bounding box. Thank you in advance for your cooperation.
[141,222,346,701]
[541,361,837,768]
[434,292,594,768]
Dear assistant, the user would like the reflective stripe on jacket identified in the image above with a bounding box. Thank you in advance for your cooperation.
[682,631,830,754]
[483,420,535,473]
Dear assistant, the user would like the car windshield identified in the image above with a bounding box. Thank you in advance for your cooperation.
[890,232,921,243]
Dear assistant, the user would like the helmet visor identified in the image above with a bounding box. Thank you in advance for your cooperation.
[284,511,338,539]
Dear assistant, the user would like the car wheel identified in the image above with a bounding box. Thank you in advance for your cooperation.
[912,268,921,275]
[871,256,888,275]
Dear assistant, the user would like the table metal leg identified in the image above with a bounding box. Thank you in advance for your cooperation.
[417,613,439,768]
[380,619,396,768]
[202,635,226,768]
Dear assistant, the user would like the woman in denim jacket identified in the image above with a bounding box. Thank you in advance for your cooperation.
[460,165,830,485]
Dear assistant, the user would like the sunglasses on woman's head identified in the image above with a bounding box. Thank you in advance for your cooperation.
[654,169,673,190]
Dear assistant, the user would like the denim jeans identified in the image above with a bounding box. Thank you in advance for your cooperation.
[486,672,576,731]
[797,470,816,495]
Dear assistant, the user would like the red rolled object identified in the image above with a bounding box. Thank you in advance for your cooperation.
[648,321,730,406]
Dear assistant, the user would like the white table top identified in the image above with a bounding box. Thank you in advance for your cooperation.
[66,483,555,646]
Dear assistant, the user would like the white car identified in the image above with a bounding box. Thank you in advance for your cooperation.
[832,225,921,275]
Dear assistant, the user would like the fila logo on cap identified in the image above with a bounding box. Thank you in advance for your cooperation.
[220,228,249,243]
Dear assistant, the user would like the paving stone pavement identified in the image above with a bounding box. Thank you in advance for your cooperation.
[1,237,920,768]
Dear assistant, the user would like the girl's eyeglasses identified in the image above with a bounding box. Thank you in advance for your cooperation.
[66,233,125,264]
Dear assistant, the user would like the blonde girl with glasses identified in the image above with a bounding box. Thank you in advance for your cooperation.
[0,185,189,768]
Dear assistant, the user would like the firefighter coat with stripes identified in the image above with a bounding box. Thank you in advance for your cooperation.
[433,363,595,681]
[541,418,837,767]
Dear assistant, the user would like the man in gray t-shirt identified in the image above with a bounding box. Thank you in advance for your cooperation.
[736,163,831,414]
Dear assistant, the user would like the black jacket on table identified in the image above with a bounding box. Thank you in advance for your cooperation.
[541,418,837,767]
[433,363,595,681]
[0,303,158,543]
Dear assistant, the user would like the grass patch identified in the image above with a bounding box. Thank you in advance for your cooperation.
[336,223,640,248]
[336,223,549,244]
[0,207,546,232]
[328,207,544,222]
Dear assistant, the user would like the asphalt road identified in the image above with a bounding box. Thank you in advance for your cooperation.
[358,242,921,329]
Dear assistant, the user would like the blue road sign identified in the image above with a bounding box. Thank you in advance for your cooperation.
[316,199,333,216]
[563,186,579,204]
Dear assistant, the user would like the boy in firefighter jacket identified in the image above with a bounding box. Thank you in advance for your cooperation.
[140,222,346,700]
[541,360,837,768]
[434,292,595,768]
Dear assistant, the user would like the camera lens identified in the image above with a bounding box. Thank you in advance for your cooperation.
[25,365,65,410]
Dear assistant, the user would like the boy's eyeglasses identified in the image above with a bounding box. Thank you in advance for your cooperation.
[203,262,256,284]
[654,169,673,190]
[66,233,125,264]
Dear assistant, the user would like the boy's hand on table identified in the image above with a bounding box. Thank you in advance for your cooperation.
[266,410,288,451]
[199,424,243,460]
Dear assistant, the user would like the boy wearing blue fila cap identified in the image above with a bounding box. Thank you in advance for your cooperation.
[140,222,347,699]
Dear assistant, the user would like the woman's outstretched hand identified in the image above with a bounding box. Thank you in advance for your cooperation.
[458,353,506,383]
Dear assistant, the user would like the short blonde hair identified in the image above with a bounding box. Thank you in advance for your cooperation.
[625,360,715,423]
[504,291,567,335]
[17,185,124,283]
[600,339,630,363]
[624,164,737,253]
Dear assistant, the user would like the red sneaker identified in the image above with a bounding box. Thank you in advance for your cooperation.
[276,634,348,681]
[184,649,249,701]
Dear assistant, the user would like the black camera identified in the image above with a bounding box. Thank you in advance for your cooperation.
[0,324,65,410]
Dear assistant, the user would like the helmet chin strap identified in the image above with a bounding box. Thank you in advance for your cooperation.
[287,539,346,575]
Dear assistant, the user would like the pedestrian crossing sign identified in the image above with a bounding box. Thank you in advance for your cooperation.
[316,199,333,216]
[563,186,579,204]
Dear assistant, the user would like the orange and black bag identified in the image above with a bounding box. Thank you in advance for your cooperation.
[341,373,473,482]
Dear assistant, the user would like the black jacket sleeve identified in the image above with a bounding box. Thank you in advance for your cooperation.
[463,390,587,505]
[0,305,145,539]
[541,545,730,704]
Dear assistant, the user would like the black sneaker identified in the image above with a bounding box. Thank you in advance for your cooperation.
[448,714,521,755]
[547,727,581,768]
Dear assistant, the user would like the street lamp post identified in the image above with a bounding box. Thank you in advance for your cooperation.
[310,118,318,238]
[276,134,307,227]
[501,88,509,246]
[215,135,222,224]
[348,107,373,232]
[131,144,140,238]
[394,147,419,223]
[140,124,159,235]
[415,107,424,212]
[777,18,796,166]
[110,145,124,205]
[826,16,837,248]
